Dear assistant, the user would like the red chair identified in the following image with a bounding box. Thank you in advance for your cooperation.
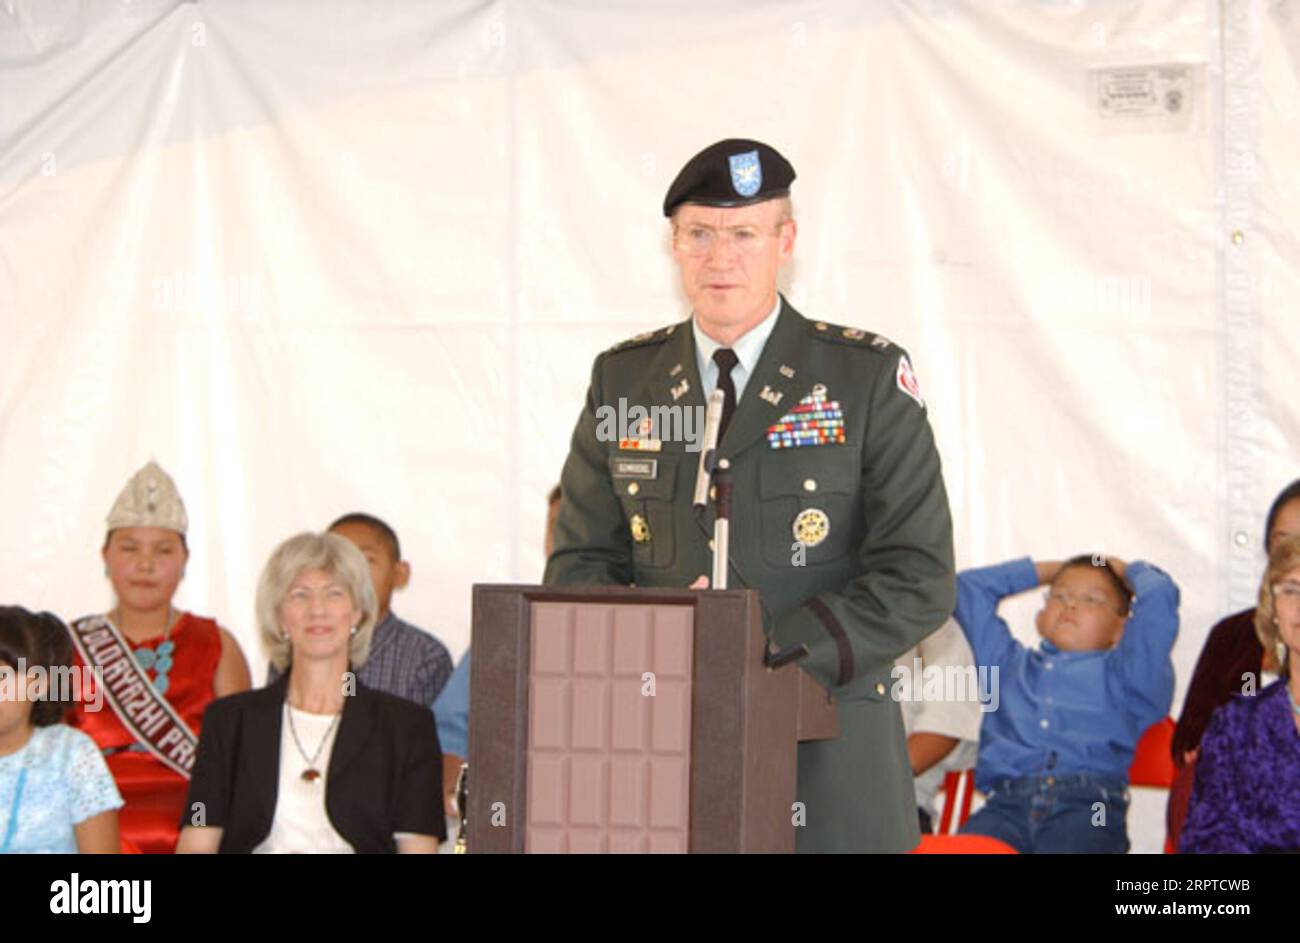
[936,768,976,834]
[1127,716,1177,853]
[911,834,1017,854]
[1129,717,1176,788]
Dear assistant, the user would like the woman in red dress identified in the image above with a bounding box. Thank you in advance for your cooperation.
[66,461,250,853]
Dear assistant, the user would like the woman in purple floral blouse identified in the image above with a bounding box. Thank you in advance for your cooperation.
[1181,535,1300,853]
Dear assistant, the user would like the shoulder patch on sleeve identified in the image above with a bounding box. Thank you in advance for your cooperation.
[895,353,925,408]
[607,320,684,354]
[808,318,891,351]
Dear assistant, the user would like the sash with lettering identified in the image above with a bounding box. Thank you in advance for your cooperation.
[68,615,198,778]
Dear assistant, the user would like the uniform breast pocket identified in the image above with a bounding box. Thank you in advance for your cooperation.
[610,453,679,570]
[758,447,860,568]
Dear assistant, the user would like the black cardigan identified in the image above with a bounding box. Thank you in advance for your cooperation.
[182,673,445,852]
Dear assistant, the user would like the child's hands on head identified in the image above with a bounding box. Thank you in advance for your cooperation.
[1034,557,1132,652]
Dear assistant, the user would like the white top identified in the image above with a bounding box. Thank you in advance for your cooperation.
[897,617,984,817]
[253,706,353,855]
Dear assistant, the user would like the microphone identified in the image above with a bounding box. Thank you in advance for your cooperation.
[693,389,725,509]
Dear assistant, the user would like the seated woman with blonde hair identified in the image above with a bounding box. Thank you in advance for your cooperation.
[1181,534,1300,853]
[176,532,445,853]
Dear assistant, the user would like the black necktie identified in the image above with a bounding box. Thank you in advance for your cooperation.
[713,348,740,443]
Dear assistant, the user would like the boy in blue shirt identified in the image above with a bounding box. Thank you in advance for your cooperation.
[955,555,1178,853]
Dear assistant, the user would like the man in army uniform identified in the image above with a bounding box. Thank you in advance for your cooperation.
[544,138,955,853]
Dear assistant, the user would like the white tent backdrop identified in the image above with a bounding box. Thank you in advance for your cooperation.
[1,1,1297,853]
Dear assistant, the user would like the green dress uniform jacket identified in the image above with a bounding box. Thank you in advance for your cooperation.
[544,297,956,852]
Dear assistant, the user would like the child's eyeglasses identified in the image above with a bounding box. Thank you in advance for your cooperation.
[1043,589,1117,611]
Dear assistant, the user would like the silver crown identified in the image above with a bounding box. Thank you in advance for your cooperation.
[105,461,188,535]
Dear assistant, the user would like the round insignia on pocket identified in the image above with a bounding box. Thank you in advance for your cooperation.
[630,513,651,544]
[792,508,830,548]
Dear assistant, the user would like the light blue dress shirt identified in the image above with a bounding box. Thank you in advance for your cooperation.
[691,294,782,404]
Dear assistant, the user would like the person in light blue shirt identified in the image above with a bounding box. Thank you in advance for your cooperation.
[433,652,469,763]
[0,606,122,854]
[954,555,1178,853]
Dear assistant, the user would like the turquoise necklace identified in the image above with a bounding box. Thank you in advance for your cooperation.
[114,607,178,695]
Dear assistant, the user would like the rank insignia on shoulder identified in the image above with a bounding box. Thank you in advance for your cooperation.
[895,354,925,408]
[610,322,680,352]
[810,319,889,350]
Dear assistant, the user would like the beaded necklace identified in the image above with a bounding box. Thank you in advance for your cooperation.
[111,607,179,695]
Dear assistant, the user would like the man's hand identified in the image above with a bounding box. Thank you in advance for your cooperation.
[689,575,709,590]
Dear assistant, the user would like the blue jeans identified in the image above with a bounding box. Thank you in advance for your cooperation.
[959,774,1130,854]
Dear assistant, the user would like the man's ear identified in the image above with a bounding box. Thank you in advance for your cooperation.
[779,218,798,263]
[393,561,411,592]
[1034,608,1048,635]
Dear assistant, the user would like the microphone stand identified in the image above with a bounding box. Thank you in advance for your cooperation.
[698,445,807,668]
[711,458,732,590]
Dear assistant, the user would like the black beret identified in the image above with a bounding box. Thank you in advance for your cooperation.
[662,138,796,217]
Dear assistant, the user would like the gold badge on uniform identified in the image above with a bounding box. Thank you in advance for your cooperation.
[630,513,651,544]
[792,508,830,548]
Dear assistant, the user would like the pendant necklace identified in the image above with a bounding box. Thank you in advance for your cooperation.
[286,703,342,783]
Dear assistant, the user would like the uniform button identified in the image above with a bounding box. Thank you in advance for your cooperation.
[1046,775,1056,786]
[803,478,817,492]
[709,485,717,501]
[627,482,640,496]
[1231,229,1244,245]
[708,539,715,550]
[1040,719,1049,729]
[1045,696,1053,705]
[875,682,886,695]
[1044,661,1054,670]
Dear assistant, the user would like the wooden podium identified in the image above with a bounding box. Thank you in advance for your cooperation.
[466,585,837,854]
